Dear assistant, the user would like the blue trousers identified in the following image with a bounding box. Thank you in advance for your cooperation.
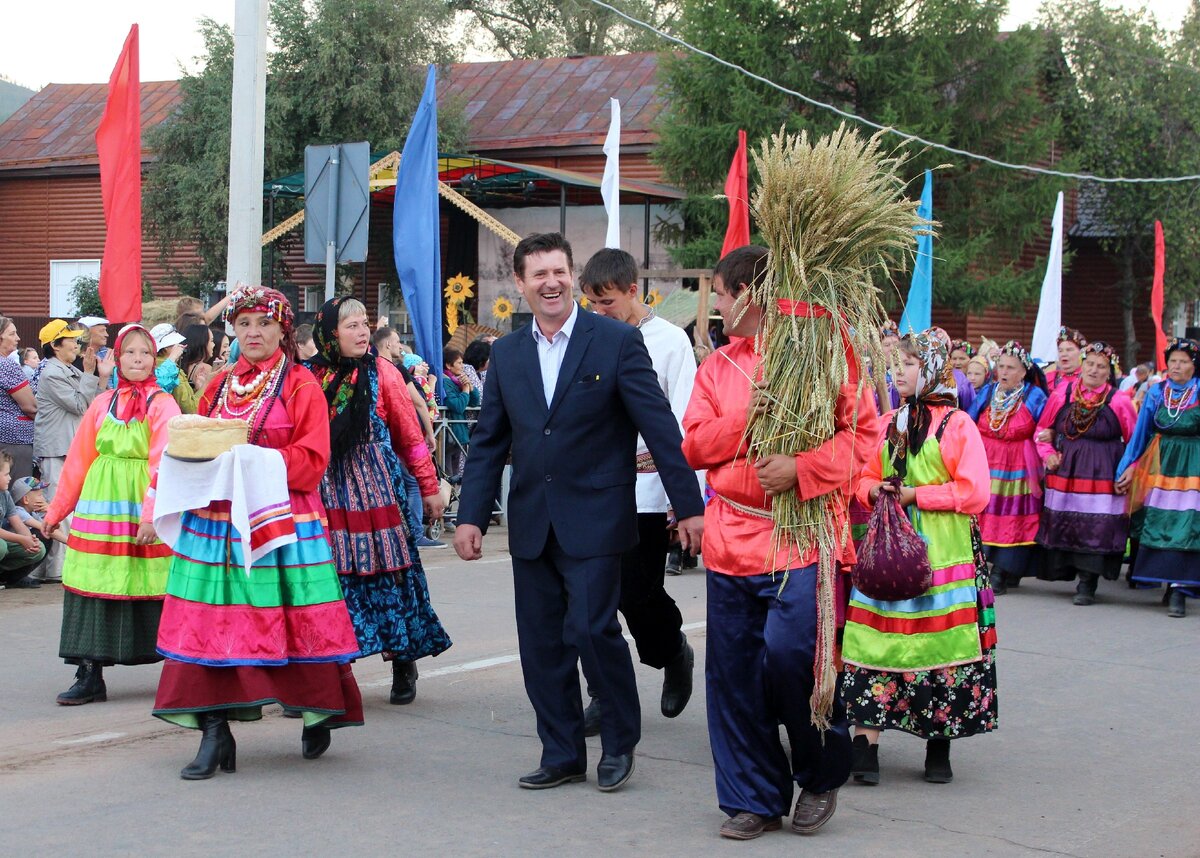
[706,566,851,819]
[512,528,640,770]
[400,464,424,536]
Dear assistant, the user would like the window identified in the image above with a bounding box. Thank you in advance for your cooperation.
[49,259,101,317]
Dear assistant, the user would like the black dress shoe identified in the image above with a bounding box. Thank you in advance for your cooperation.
[518,765,587,790]
[660,638,694,718]
[9,576,41,588]
[301,725,331,759]
[597,752,635,792]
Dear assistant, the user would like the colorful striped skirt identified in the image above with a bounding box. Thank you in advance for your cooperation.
[153,488,363,729]
[979,435,1042,577]
[1129,409,1200,586]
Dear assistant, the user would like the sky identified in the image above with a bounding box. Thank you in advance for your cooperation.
[0,0,1192,90]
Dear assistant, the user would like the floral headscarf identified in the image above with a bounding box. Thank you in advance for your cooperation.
[887,330,959,472]
[306,297,374,460]
[224,285,296,359]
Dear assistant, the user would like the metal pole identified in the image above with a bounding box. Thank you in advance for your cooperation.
[361,257,368,306]
[267,191,275,292]
[559,184,566,236]
[224,0,268,290]
[643,197,651,299]
[324,144,341,301]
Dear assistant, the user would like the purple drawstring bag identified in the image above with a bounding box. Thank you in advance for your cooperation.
[852,476,933,602]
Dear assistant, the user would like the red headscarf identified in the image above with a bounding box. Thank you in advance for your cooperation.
[113,324,162,422]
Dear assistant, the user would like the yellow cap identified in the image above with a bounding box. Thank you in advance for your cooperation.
[37,319,74,346]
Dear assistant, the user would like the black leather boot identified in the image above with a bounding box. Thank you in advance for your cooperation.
[181,713,236,780]
[1074,574,1098,606]
[660,637,695,718]
[850,734,880,785]
[302,725,332,759]
[924,738,953,783]
[1168,588,1187,618]
[56,660,107,706]
[389,660,418,705]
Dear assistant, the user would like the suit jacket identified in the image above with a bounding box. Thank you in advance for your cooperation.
[457,307,705,560]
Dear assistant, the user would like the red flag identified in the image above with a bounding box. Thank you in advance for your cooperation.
[1151,220,1167,371]
[720,129,750,257]
[96,24,142,324]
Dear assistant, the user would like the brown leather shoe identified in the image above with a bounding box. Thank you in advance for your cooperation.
[790,788,838,834]
[719,812,782,840]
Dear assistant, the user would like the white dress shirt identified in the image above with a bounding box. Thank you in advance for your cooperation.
[531,302,580,407]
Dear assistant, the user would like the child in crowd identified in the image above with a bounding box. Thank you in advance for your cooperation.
[0,453,47,589]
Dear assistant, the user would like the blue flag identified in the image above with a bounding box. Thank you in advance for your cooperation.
[394,65,442,395]
[899,170,933,335]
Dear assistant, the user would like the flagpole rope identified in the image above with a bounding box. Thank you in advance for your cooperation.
[581,0,1200,184]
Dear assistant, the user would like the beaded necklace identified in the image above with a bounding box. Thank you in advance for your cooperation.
[987,384,1024,433]
[1155,381,1198,429]
[1064,382,1109,441]
[210,352,288,443]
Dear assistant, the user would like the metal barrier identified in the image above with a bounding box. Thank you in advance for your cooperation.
[430,405,508,527]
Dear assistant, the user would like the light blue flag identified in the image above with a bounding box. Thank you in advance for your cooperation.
[394,65,442,396]
[899,170,933,334]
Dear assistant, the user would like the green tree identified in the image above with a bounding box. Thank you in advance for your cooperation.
[451,0,678,58]
[68,275,157,316]
[145,0,466,293]
[655,0,1071,313]
[1043,0,1200,364]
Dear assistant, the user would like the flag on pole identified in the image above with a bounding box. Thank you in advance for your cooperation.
[1151,220,1167,371]
[1030,191,1065,364]
[899,170,933,334]
[720,129,749,257]
[95,23,142,324]
[394,65,442,394]
[601,98,621,248]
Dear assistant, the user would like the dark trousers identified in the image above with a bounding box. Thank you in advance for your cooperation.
[619,513,683,669]
[706,566,851,819]
[512,527,640,769]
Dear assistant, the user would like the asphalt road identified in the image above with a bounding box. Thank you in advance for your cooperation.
[1,536,1197,857]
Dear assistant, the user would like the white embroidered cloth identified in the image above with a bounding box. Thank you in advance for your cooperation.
[154,445,296,576]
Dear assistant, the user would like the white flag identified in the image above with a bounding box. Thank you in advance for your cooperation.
[1030,191,1064,365]
[601,98,621,248]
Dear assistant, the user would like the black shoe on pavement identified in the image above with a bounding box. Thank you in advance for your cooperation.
[56,661,106,705]
[924,738,953,783]
[181,713,236,780]
[660,638,694,718]
[850,734,880,785]
[518,764,587,789]
[597,752,635,792]
[9,575,41,588]
[390,660,418,705]
[1168,588,1187,618]
[301,725,332,760]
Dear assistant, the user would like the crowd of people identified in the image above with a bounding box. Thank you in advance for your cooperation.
[0,236,1196,842]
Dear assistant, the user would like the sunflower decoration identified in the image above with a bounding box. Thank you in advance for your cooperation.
[645,288,664,308]
[444,273,475,303]
[578,294,590,310]
[492,294,514,321]
[445,300,460,335]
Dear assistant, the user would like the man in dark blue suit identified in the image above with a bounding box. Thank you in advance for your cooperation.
[454,233,705,793]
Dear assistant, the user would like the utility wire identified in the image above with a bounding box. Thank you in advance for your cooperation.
[583,0,1200,184]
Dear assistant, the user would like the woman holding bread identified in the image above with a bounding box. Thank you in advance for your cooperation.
[303,297,450,706]
[44,324,181,705]
[152,286,363,780]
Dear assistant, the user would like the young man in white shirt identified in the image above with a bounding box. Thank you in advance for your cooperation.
[580,248,700,731]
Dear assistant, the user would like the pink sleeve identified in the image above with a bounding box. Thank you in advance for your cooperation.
[794,384,880,502]
[379,361,438,497]
[141,392,182,524]
[854,430,888,509]
[1110,391,1138,442]
[914,411,991,514]
[1035,386,1068,462]
[44,393,108,528]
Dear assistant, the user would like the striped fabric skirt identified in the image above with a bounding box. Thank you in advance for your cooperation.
[153,488,364,730]
[1129,412,1200,586]
[979,435,1042,577]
